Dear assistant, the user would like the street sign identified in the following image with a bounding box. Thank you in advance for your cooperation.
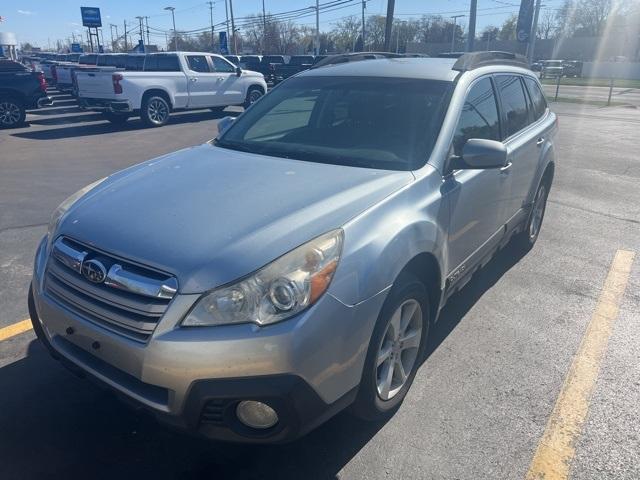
[71,43,83,53]
[516,0,535,43]
[80,7,102,28]
[219,31,228,55]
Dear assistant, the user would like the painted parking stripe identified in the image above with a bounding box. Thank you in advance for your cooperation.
[0,319,33,342]
[525,249,635,480]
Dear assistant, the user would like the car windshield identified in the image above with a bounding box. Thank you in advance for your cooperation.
[217,76,451,170]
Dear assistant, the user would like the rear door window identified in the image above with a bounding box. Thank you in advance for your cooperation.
[452,77,501,155]
[145,55,180,72]
[523,77,548,121]
[496,75,530,138]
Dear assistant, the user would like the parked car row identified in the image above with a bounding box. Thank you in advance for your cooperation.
[7,52,268,129]
[0,58,52,128]
[532,59,583,78]
[224,54,325,84]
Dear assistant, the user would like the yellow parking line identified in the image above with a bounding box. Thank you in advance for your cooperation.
[0,319,33,342]
[525,249,635,480]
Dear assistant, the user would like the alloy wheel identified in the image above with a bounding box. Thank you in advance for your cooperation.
[529,185,547,240]
[147,98,169,125]
[0,102,21,126]
[376,299,423,401]
[249,89,263,104]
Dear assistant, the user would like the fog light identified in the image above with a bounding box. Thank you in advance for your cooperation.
[236,400,278,429]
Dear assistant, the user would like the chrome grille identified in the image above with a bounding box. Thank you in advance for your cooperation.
[44,237,178,343]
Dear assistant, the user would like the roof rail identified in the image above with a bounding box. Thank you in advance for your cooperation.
[310,52,427,69]
[449,51,529,71]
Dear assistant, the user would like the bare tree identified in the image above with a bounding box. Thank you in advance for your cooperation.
[332,15,361,52]
[499,15,517,41]
[537,10,558,39]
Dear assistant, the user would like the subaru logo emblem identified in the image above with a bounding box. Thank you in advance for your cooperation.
[81,259,107,284]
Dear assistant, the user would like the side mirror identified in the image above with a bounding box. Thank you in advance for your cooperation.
[216,116,235,137]
[235,66,242,77]
[451,139,507,170]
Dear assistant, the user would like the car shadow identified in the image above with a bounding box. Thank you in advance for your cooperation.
[28,106,85,116]
[13,110,241,141]
[27,113,103,126]
[0,243,526,480]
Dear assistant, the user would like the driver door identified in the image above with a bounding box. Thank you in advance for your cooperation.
[209,56,245,106]
[444,76,511,279]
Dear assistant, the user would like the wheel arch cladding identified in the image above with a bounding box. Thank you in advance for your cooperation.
[143,88,172,108]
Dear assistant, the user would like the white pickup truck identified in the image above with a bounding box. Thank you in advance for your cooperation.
[76,52,267,127]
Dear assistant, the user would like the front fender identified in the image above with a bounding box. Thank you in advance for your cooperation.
[329,170,448,306]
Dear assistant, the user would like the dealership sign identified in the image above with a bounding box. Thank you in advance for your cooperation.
[516,0,535,43]
[80,7,102,28]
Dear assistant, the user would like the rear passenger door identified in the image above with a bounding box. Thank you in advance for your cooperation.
[494,75,539,220]
[445,77,511,275]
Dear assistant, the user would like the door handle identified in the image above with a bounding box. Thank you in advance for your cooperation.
[536,137,545,146]
[190,77,198,82]
[500,161,513,173]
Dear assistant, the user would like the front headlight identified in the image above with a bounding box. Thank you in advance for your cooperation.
[47,178,107,242]
[182,229,344,327]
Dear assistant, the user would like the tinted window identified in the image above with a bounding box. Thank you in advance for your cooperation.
[187,55,210,72]
[125,55,146,71]
[497,75,530,137]
[452,77,501,155]
[524,77,547,120]
[145,55,180,72]
[218,77,451,170]
[211,56,235,73]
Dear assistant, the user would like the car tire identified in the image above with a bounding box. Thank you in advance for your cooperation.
[513,179,550,251]
[243,86,264,109]
[140,94,171,127]
[102,112,130,126]
[0,97,26,129]
[351,272,430,421]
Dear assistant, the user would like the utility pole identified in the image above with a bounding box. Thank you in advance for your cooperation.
[262,0,267,53]
[136,16,145,51]
[314,0,320,55]
[527,0,543,63]
[229,0,236,54]
[466,0,477,52]
[164,7,178,52]
[383,0,395,52]
[361,0,366,51]
[207,2,215,52]
[450,14,464,52]
[109,24,115,52]
[145,16,151,46]
[224,0,230,43]
[123,20,128,51]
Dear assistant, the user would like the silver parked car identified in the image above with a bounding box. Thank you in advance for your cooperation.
[30,52,557,443]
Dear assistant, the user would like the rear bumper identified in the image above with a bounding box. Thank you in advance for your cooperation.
[78,97,133,112]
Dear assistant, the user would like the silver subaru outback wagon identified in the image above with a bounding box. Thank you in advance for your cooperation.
[30,52,557,443]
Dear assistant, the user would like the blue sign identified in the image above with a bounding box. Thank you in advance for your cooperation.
[516,0,535,43]
[80,7,102,28]
[71,43,83,53]
[219,31,228,55]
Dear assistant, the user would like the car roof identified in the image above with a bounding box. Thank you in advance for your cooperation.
[300,54,537,82]
[300,57,460,82]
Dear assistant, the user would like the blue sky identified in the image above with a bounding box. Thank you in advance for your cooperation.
[2,0,564,48]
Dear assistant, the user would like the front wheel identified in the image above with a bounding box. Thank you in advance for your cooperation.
[0,97,26,129]
[351,273,429,421]
[140,95,171,127]
[243,86,264,109]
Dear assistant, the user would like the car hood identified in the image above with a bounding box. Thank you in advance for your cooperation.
[58,144,413,293]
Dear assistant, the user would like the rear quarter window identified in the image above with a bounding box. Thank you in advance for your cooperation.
[524,77,548,121]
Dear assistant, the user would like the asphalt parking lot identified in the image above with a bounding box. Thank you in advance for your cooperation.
[1,90,639,479]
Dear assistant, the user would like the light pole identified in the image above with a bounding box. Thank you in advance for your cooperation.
[466,0,477,52]
[207,1,215,52]
[136,16,145,51]
[315,0,320,55]
[164,6,178,51]
[450,14,464,52]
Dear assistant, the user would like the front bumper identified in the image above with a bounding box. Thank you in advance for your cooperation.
[30,236,386,442]
[78,97,133,113]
